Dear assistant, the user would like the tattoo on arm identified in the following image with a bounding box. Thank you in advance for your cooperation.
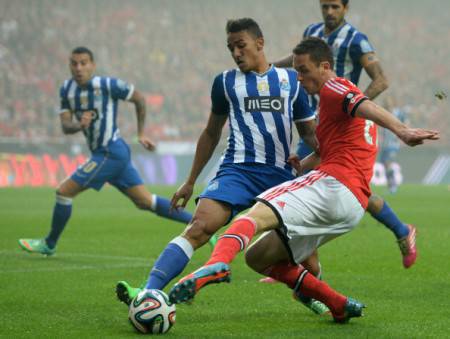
[363,61,388,100]
[135,98,146,136]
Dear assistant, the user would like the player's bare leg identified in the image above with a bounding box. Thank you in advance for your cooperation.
[19,178,85,255]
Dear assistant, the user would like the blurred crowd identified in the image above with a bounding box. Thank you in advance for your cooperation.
[0,0,448,145]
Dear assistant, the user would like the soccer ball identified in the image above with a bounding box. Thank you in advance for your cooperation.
[128,289,176,334]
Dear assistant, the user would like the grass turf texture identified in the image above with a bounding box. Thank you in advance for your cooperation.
[1,185,449,338]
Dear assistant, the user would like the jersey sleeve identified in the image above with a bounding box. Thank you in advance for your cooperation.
[349,32,375,62]
[211,74,229,115]
[110,78,135,101]
[293,85,315,121]
[59,84,70,114]
[342,88,368,117]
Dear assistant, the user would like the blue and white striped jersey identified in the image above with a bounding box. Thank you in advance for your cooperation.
[59,76,134,152]
[211,65,314,170]
[304,21,374,111]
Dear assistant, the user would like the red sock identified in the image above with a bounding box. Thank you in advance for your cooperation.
[264,262,347,314]
[206,217,256,265]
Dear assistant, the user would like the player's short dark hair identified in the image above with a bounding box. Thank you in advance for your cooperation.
[341,0,349,6]
[71,46,94,61]
[293,37,334,69]
[226,18,263,39]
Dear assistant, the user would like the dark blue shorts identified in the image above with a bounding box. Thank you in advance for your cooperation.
[198,163,295,220]
[71,139,143,191]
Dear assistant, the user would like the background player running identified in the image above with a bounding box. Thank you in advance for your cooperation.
[19,47,193,256]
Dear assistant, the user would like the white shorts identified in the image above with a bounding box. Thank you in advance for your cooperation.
[256,170,365,264]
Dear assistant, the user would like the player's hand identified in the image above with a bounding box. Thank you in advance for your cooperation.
[171,182,194,211]
[398,128,440,146]
[138,136,156,151]
[287,154,302,174]
[80,111,94,129]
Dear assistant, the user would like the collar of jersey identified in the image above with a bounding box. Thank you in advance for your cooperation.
[248,64,274,77]
[323,20,349,38]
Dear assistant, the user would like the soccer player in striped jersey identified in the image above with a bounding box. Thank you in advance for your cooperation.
[168,38,438,322]
[116,18,322,311]
[380,96,407,194]
[272,0,418,269]
[18,47,193,256]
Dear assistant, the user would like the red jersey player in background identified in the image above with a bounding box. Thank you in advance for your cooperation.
[168,37,439,323]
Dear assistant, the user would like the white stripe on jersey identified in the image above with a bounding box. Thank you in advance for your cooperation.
[223,70,245,163]
[325,82,345,95]
[103,77,114,147]
[89,77,101,150]
[329,79,349,92]
[273,67,295,168]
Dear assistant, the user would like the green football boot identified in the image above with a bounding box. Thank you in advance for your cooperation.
[293,290,330,316]
[208,234,219,249]
[116,281,143,306]
[18,238,56,256]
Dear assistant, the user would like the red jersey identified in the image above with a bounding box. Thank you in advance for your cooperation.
[316,77,377,209]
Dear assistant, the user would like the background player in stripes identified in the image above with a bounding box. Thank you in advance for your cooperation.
[168,38,439,322]
[379,96,407,194]
[115,18,329,314]
[271,0,417,270]
[18,47,193,256]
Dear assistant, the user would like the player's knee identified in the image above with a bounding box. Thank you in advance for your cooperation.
[134,198,152,211]
[368,194,384,214]
[182,218,213,249]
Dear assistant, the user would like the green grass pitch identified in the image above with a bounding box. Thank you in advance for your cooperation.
[1,185,449,338]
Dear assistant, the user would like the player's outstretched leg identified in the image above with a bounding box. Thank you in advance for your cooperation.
[367,195,417,268]
[115,235,194,305]
[169,262,231,304]
[267,262,364,322]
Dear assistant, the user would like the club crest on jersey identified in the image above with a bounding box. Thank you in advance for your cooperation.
[257,81,270,92]
[279,79,290,91]
[207,180,219,192]
[80,95,88,106]
[244,96,284,113]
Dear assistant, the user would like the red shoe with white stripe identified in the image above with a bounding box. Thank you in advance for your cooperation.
[398,224,417,268]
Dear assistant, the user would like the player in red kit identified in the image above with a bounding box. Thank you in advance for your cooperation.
[168,38,439,323]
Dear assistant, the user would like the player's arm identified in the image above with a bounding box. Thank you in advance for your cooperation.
[171,112,227,209]
[355,100,439,146]
[60,110,91,134]
[360,52,389,100]
[289,151,321,175]
[187,112,227,185]
[295,119,318,153]
[128,89,155,151]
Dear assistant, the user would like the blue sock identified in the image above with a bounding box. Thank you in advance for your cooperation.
[45,195,73,249]
[146,236,194,290]
[152,195,192,224]
[370,202,409,239]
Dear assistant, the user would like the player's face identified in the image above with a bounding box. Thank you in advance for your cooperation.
[70,53,95,86]
[293,54,327,95]
[227,30,263,72]
[320,0,348,31]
